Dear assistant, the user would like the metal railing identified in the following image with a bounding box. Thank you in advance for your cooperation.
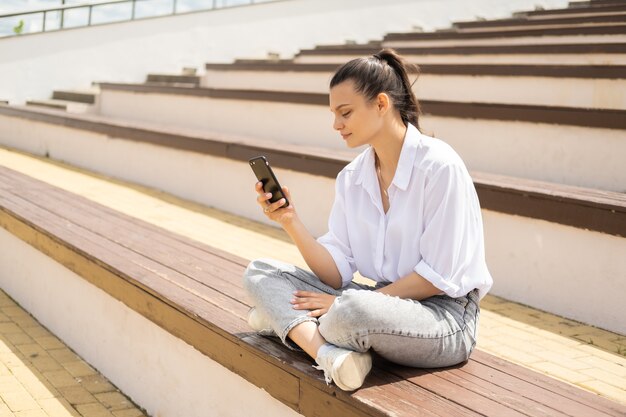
[1,0,277,37]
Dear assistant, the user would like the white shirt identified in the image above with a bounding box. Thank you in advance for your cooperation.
[317,123,493,299]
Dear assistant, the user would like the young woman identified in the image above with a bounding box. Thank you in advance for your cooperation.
[243,48,493,391]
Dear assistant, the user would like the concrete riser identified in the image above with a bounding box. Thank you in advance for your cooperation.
[0,118,624,334]
[202,70,626,110]
[97,91,626,192]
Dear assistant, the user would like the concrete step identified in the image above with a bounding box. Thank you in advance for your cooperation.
[25,98,95,114]
[383,23,626,46]
[0,105,624,336]
[91,82,625,192]
[451,11,626,30]
[292,43,626,65]
[203,61,626,110]
[514,3,626,18]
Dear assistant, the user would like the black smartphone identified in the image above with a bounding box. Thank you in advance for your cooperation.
[249,156,290,207]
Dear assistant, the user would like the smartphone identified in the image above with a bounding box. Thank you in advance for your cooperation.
[249,156,290,207]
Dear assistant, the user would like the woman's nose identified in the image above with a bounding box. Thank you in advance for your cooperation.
[333,116,343,131]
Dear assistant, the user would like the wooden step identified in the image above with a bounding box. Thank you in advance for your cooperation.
[52,89,97,104]
[26,98,94,114]
[146,74,201,86]
[2,166,624,416]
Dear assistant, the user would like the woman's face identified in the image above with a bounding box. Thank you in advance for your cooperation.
[329,80,385,149]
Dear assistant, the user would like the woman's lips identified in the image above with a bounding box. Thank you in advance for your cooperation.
[341,133,351,140]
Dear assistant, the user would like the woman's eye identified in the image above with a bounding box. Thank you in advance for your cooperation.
[342,111,351,117]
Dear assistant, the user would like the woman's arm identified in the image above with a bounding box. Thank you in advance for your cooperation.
[255,182,343,289]
[283,218,343,289]
[375,271,444,301]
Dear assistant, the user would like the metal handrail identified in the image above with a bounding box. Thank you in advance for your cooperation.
[1,0,269,37]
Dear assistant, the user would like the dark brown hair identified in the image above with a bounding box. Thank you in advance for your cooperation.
[330,48,421,129]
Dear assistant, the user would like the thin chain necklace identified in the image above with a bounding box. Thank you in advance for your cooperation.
[375,154,389,198]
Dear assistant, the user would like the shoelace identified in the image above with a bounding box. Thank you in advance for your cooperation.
[312,363,332,385]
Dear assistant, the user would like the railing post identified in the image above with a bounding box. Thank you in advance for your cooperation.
[88,5,92,26]
[131,0,136,20]
[42,11,46,32]
[173,0,178,14]
[60,9,65,29]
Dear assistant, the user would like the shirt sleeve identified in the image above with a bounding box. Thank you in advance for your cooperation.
[413,162,484,298]
[316,175,357,287]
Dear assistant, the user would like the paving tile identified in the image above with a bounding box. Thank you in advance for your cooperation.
[578,380,626,405]
[75,402,114,417]
[14,409,49,417]
[531,361,594,384]
[77,375,116,395]
[29,356,63,373]
[11,367,58,400]
[57,386,96,406]
[37,398,81,417]
[95,392,132,411]
[579,368,626,390]
[112,409,145,417]
[0,402,12,417]
[3,332,34,346]
[15,344,47,360]
[48,349,80,365]
[63,362,97,378]
[1,390,41,412]
[577,355,626,378]
[43,369,79,388]
[0,323,25,334]
[35,336,66,351]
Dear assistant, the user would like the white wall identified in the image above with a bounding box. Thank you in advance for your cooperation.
[0,0,568,104]
[0,226,302,417]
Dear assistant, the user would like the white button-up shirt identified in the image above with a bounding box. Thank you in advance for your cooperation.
[317,123,493,299]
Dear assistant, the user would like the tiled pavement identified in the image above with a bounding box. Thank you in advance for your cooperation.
[0,290,147,417]
[0,146,625,412]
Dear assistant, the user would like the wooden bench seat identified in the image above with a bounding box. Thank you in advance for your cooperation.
[1,165,625,417]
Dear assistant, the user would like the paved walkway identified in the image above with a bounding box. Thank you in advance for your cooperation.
[0,290,147,417]
[0,146,625,411]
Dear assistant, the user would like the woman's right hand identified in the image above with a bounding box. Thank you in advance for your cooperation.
[255,182,298,227]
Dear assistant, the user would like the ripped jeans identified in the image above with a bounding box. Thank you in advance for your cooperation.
[243,258,480,368]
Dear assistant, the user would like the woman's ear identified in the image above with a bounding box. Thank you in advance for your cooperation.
[376,92,391,114]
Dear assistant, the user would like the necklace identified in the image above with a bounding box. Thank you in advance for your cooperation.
[375,155,389,198]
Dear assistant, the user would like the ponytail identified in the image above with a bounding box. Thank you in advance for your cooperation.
[330,48,421,129]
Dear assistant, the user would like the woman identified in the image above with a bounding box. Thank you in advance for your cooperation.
[243,48,493,391]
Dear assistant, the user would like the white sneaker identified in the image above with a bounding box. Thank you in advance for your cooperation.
[247,307,276,336]
[314,346,372,391]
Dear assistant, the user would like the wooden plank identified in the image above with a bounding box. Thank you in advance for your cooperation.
[471,350,626,416]
[384,364,529,417]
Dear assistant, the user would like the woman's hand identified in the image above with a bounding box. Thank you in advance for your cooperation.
[291,290,336,318]
[255,182,297,226]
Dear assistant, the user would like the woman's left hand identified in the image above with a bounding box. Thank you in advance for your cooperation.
[291,291,336,318]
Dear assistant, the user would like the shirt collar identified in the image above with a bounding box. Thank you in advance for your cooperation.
[355,123,421,192]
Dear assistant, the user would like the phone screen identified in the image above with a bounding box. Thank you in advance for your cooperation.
[249,156,290,207]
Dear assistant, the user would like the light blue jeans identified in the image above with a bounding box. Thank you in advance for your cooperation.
[243,258,480,368]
